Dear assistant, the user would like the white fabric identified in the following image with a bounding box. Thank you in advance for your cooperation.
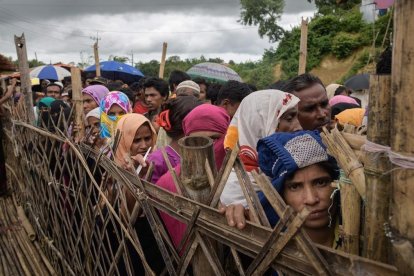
[220,169,261,207]
[86,107,100,120]
[220,89,300,206]
[224,89,300,151]
[284,134,328,168]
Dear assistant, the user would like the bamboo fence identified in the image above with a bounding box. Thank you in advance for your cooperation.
[0,96,399,275]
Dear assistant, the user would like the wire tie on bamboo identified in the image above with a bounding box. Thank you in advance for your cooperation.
[362,140,414,170]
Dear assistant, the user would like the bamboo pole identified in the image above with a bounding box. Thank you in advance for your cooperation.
[338,171,360,255]
[390,1,414,274]
[14,33,35,124]
[93,42,101,77]
[178,135,216,276]
[298,18,309,75]
[71,67,84,141]
[363,75,392,262]
[158,42,168,79]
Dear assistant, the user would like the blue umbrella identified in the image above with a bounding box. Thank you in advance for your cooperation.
[30,65,71,81]
[85,61,144,84]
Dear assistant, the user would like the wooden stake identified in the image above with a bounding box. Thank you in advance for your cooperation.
[14,33,35,124]
[390,0,414,273]
[178,135,216,276]
[339,172,360,255]
[363,75,392,262]
[158,42,168,79]
[93,42,101,77]
[70,67,84,141]
[298,18,309,75]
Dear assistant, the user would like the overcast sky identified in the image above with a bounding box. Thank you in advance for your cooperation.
[0,0,315,66]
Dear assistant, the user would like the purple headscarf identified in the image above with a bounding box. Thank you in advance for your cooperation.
[82,85,110,106]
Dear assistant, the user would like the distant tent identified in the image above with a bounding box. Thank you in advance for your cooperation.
[0,54,16,72]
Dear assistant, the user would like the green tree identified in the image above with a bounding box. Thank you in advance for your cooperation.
[110,55,129,63]
[28,59,45,68]
[239,0,285,42]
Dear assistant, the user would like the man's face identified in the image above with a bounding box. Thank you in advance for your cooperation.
[283,164,335,229]
[219,99,240,118]
[46,85,61,99]
[144,87,165,111]
[292,83,330,131]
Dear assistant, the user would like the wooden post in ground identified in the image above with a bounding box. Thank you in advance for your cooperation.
[93,42,101,77]
[363,75,392,262]
[14,33,35,124]
[178,135,216,275]
[158,42,168,79]
[298,18,309,75]
[390,0,414,274]
[71,67,84,141]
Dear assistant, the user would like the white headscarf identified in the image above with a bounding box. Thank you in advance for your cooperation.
[85,107,100,120]
[224,89,300,170]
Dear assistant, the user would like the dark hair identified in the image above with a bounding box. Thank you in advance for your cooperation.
[282,73,325,93]
[161,95,203,138]
[216,80,252,105]
[119,87,135,103]
[106,81,123,92]
[331,103,360,119]
[334,86,348,96]
[268,80,288,90]
[129,81,141,93]
[193,77,208,88]
[206,83,222,104]
[247,83,257,92]
[143,77,169,98]
[168,70,190,92]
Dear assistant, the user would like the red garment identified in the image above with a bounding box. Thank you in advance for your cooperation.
[375,0,394,9]
[133,101,149,114]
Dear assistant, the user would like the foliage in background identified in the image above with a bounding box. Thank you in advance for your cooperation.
[239,0,285,43]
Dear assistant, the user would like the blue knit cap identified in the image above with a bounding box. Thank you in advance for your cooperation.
[257,130,339,226]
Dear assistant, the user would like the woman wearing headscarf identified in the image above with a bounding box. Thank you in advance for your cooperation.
[155,104,231,249]
[110,113,164,274]
[257,131,341,248]
[100,91,131,139]
[37,96,55,127]
[220,90,302,228]
[147,95,202,183]
[82,84,109,115]
[329,95,359,107]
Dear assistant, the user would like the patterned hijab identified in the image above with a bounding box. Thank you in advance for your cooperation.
[100,91,131,138]
[114,113,157,169]
[257,130,339,226]
[224,90,300,171]
[82,85,109,106]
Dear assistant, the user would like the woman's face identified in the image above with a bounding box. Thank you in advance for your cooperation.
[108,104,126,117]
[277,106,302,132]
[130,124,153,156]
[83,94,98,114]
[283,164,335,229]
[87,117,100,137]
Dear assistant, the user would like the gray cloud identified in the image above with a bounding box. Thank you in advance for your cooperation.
[0,0,315,65]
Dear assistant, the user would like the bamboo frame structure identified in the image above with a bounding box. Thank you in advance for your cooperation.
[0,99,399,275]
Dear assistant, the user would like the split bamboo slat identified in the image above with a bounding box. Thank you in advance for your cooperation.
[390,1,414,274]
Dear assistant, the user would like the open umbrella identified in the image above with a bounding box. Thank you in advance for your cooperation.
[85,61,144,84]
[30,65,71,81]
[344,73,370,90]
[187,62,242,83]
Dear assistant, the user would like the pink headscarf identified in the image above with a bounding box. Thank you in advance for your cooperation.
[82,85,109,106]
[182,104,230,170]
[329,95,359,107]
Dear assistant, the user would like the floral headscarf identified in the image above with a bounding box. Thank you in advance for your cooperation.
[100,91,131,138]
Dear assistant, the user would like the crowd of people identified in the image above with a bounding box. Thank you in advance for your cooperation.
[0,69,369,273]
